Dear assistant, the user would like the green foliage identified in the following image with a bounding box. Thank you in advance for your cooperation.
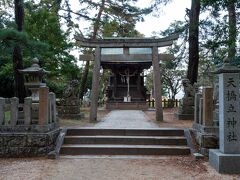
[24,3,75,74]
[45,79,65,98]
[0,0,82,98]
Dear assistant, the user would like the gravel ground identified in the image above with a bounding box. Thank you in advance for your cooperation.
[0,156,239,180]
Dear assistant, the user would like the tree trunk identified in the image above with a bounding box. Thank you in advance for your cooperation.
[227,1,237,60]
[187,0,200,85]
[79,60,90,101]
[79,0,105,101]
[13,0,25,103]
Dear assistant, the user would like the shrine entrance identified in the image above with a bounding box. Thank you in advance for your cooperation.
[76,35,178,122]
[101,47,152,110]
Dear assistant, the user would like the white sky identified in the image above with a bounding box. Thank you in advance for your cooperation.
[135,0,191,36]
[69,0,191,37]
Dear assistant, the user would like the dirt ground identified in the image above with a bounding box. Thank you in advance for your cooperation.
[0,156,239,180]
[1,108,239,179]
[144,108,193,128]
[60,108,192,129]
[59,108,110,128]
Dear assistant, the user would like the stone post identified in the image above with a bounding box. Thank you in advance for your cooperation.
[194,93,202,124]
[39,86,49,125]
[202,87,213,126]
[199,98,203,125]
[90,46,101,122]
[209,61,240,174]
[152,46,163,121]
[10,97,19,126]
[24,97,32,125]
[49,92,56,123]
[0,97,5,125]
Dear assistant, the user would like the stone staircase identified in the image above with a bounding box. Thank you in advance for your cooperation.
[60,128,190,156]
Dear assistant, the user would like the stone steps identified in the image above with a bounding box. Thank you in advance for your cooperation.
[60,128,190,156]
[61,144,190,155]
[66,128,185,136]
[64,136,187,145]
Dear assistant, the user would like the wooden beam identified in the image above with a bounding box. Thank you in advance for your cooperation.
[75,34,179,48]
[152,46,163,121]
[89,46,101,122]
[79,53,175,62]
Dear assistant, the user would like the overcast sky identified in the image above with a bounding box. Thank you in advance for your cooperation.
[69,0,191,37]
[135,0,191,36]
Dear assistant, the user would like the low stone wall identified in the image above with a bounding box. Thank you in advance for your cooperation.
[0,128,60,157]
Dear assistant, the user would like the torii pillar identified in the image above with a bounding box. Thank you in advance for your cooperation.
[152,46,163,121]
[89,46,101,122]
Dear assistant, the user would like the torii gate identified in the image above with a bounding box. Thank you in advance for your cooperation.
[75,34,179,122]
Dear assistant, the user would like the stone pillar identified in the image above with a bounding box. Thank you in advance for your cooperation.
[202,87,213,126]
[10,97,19,126]
[0,97,5,125]
[39,86,49,125]
[49,92,56,123]
[194,93,202,124]
[213,76,219,126]
[24,97,32,125]
[90,46,101,122]
[199,98,203,125]
[152,46,163,121]
[209,61,240,174]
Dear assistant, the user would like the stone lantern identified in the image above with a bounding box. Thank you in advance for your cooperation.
[19,58,49,102]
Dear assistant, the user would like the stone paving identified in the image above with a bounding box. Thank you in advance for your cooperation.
[95,110,158,128]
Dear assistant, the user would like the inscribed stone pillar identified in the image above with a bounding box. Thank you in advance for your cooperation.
[209,62,240,174]
[90,46,101,122]
[0,98,5,125]
[24,97,32,125]
[218,71,240,153]
[152,46,163,121]
[10,97,19,126]
[194,93,202,124]
[39,86,49,125]
[202,87,213,126]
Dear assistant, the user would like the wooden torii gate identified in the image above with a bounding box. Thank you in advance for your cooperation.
[75,35,179,122]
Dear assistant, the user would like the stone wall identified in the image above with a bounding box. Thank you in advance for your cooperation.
[0,128,60,157]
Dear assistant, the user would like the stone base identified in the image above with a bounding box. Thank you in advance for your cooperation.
[0,123,58,133]
[192,123,219,156]
[175,113,194,120]
[106,102,148,110]
[0,128,60,157]
[209,149,240,174]
[58,113,84,120]
[192,123,219,135]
